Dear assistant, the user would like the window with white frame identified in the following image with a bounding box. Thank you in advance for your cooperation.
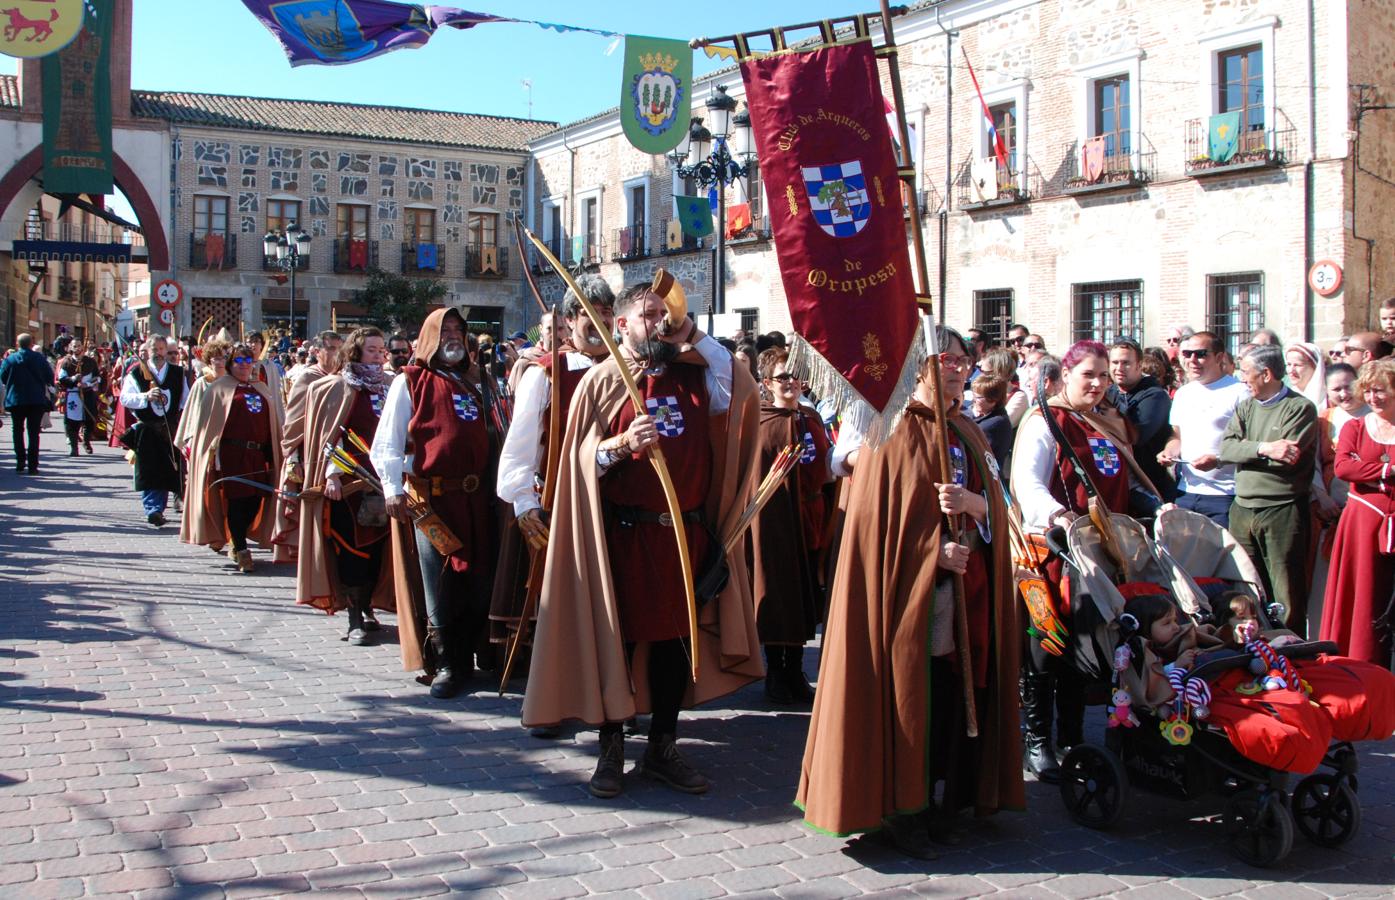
[576,190,601,264]
[1198,17,1277,149]
[621,177,648,258]
[976,80,1029,192]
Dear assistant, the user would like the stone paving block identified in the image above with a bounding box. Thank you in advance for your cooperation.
[514,853,605,882]
[83,866,176,894]
[774,876,864,899]
[36,852,125,879]
[637,877,730,900]
[334,840,419,865]
[649,852,735,880]
[307,862,395,890]
[577,864,664,892]
[170,858,259,884]
[251,849,340,877]
[1044,874,1132,900]
[21,875,86,899]
[0,862,37,886]
[224,874,315,898]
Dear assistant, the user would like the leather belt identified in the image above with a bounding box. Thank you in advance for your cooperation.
[226,439,270,453]
[408,474,481,496]
[610,504,703,528]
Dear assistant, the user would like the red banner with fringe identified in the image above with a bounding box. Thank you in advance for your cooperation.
[741,40,919,435]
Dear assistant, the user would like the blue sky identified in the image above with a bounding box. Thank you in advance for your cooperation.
[126,1,868,124]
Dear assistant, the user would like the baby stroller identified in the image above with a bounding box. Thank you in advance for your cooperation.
[1037,511,1362,867]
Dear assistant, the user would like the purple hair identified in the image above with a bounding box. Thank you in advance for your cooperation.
[1061,340,1108,372]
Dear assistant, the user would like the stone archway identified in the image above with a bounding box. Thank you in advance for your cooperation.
[0,145,169,270]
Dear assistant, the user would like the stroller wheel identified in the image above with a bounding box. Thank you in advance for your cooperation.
[1292,774,1361,848]
[1058,744,1126,829]
[1223,788,1294,867]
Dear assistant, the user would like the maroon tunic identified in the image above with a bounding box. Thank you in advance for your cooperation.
[602,362,712,643]
[1047,407,1131,516]
[1320,416,1395,667]
[218,384,273,500]
[406,366,495,573]
[339,388,388,547]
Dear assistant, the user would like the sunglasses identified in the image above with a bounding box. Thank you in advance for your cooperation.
[1022,342,1044,350]
[1329,350,1346,359]
[769,373,797,383]
[1010,336,1025,345]
[1179,349,1210,359]
[1165,337,1181,345]
[231,356,255,365]
[390,349,411,356]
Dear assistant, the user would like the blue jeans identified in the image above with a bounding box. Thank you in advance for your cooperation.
[142,490,168,516]
[1176,491,1233,529]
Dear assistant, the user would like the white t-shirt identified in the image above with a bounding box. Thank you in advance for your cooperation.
[1168,374,1250,496]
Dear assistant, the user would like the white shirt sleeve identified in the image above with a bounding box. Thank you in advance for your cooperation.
[830,420,865,478]
[120,371,147,410]
[1010,413,1067,529]
[370,372,414,500]
[695,334,732,415]
[496,365,549,517]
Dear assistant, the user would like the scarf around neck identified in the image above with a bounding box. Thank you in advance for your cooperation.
[344,362,389,397]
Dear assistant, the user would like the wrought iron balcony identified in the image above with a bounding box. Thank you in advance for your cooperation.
[611,225,649,261]
[1185,114,1296,177]
[262,252,309,272]
[465,244,509,278]
[1062,134,1157,196]
[658,218,704,254]
[402,241,441,275]
[954,156,1041,211]
[333,238,378,274]
[190,232,237,269]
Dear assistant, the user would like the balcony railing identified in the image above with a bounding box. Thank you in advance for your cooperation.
[1062,134,1157,195]
[21,221,145,246]
[262,252,309,272]
[1185,114,1296,177]
[954,155,1041,211]
[190,232,237,270]
[402,241,441,275]
[611,225,649,261]
[465,244,509,278]
[659,218,704,254]
[333,238,378,274]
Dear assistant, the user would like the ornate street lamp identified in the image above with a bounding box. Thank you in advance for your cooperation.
[668,84,754,333]
[263,222,311,339]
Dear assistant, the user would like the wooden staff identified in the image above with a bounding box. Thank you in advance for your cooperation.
[499,302,564,694]
[512,216,550,316]
[522,227,701,681]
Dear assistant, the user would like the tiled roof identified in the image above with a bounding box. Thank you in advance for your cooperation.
[129,89,555,152]
[0,74,18,109]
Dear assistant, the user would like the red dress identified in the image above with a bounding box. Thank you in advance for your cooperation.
[218,385,273,499]
[1319,415,1395,668]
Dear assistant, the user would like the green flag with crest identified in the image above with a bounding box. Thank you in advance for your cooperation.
[621,35,692,155]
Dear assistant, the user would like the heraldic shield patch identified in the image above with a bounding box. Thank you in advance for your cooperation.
[244,391,265,415]
[802,161,871,238]
[1088,436,1121,477]
[453,393,479,422]
[645,396,686,437]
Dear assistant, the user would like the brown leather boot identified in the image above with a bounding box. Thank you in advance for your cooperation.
[638,733,708,794]
[588,731,625,798]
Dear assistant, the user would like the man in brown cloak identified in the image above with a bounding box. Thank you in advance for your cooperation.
[371,308,500,697]
[796,325,1023,858]
[520,284,764,799]
[180,344,285,570]
[295,328,396,643]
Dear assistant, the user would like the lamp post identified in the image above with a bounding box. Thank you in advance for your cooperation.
[668,84,753,334]
[263,222,311,340]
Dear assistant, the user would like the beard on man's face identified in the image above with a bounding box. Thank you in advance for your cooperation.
[633,337,678,365]
[437,340,467,366]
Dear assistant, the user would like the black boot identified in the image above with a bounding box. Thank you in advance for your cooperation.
[1021,672,1061,784]
[345,589,369,646]
[427,627,461,698]
[784,645,815,703]
[764,646,794,704]
[589,730,625,798]
[1055,674,1087,754]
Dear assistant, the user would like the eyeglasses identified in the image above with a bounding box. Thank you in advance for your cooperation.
[940,354,974,370]
[1010,336,1025,346]
[1165,337,1181,345]
[1022,342,1044,350]
[1179,349,1210,359]
[769,373,797,383]
[231,356,255,365]
[1329,350,1346,359]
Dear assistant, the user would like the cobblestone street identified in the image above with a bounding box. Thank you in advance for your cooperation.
[1,428,1393,899]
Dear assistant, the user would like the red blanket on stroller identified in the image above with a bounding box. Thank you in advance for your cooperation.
[1205,668,1333,773]
[1295,655,1395,742]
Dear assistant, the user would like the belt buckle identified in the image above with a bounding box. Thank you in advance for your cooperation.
[462,474,480,493]
[658,512,673,527]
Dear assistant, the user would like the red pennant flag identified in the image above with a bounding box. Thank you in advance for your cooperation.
[725,201,752,239]
[741,42,920,439]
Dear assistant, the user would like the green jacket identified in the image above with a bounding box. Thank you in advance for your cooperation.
[1218,388,1317,508]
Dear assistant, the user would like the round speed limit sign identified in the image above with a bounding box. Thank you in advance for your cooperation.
[1308,260,1343,297]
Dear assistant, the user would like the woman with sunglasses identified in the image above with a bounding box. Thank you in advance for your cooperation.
[1011,340,1162,783]
[181,342,285,573]
[749,348,834,705]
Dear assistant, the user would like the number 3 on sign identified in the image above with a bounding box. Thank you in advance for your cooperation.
[1309,260,1343,297]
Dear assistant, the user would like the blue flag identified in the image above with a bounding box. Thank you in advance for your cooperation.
[674,194,713,238]
[1208,112,1242,163]
[416,242,438,269]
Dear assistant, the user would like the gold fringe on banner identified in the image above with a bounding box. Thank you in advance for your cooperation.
[788,324,924,450]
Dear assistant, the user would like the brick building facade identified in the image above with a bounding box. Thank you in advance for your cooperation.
[528,0,1395,351]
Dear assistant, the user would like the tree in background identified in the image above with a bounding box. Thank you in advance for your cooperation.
[358,269,447,335]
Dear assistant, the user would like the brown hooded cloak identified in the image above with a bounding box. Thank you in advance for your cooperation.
[520,354,765,727]
[796,402,1023,836]
[271,364,331,558]
[294,373,396,615]
[180,374,285,550]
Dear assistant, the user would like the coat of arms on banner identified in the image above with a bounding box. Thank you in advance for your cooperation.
[1089,437,1121,477]
[803,162,871,238]
[1081,136,1107,184]
[621,36,693,155]
[632,52,682,137]
[268,0,387,64]
[244,392,264,415]
[645,396,685,437]
[453,393,479,421]
[800,431,817,464]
